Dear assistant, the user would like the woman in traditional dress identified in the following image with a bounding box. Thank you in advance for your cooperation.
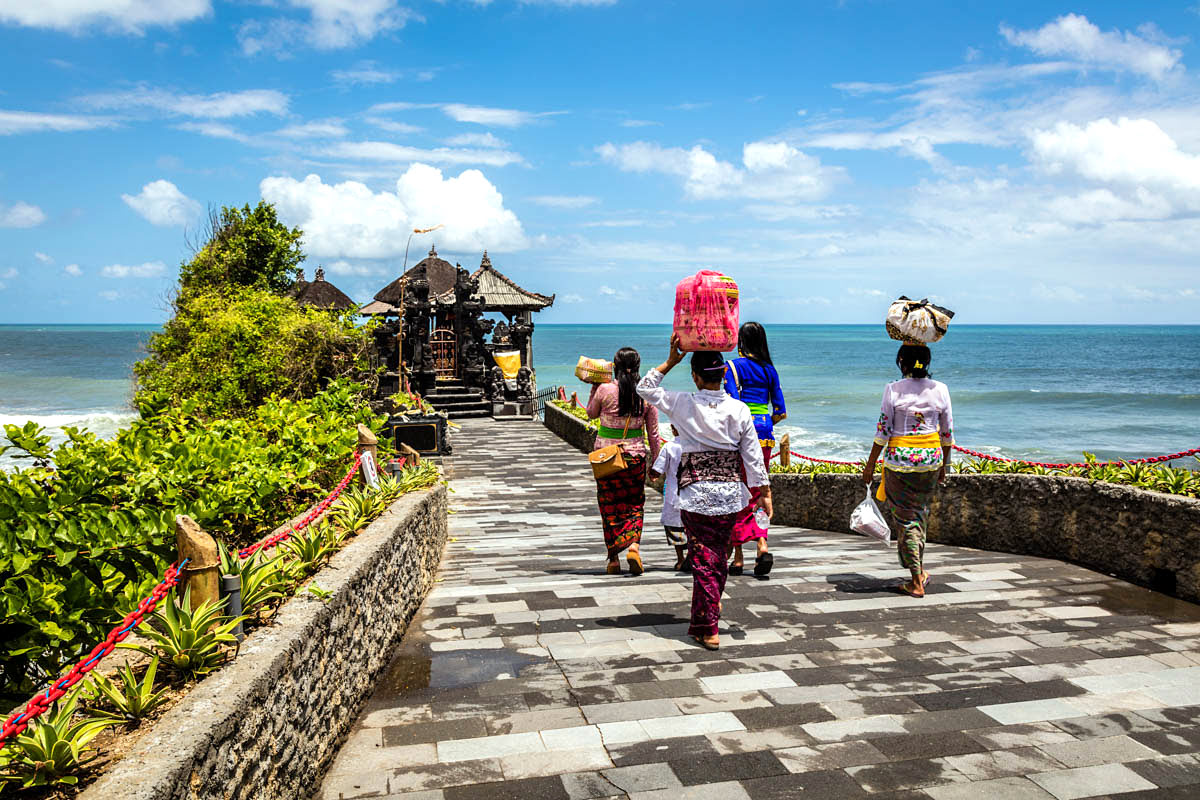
[587,347,660,575]
[861,343,954,598]
[638,335,772,649]
[724,321,786,577]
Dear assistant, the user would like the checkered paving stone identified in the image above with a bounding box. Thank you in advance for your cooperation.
[313,419,1200,800]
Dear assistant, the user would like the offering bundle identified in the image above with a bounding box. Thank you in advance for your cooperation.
[885,296,955,344]
[575,356,613,384]
[674,270,739,352]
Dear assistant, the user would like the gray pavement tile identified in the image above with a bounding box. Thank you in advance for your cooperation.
[924,776,1057,800]
[872,731,988,761]
[1131,726,1200,756]
[738,768,870,799]
[668,751,789,786]
[1053,713,1163,740]
[599,762,681,793]
[1125,754,1200,789]
[1038,735,1160,768]
[899,708,998,735]
[774,739,889,773]
[1029,763,1158,799]
[383,717,488,747]
[605,735,722,767]
[386,758,506,795]
[442,775,570,800]
[943,746,1067,781]
[845,757,969,793]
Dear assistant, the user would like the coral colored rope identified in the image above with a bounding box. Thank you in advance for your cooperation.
[949,445,1200,470]
[1,451,364,751]
[0,558,189,749]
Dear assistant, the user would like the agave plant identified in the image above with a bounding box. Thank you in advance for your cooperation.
[281,524,336,576]
[217,540,288,616]
[85,656,171,723]
[0,686,117,789]
[122,587,246,679]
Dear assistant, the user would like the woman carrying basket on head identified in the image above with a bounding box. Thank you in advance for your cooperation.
[861,343,954,598]
[586,347,660,575]
[638,335,772,650]
[724,321,785,577]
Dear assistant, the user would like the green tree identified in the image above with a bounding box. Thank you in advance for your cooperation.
[179,202,304,297]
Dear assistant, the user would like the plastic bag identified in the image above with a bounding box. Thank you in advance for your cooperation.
[850,489,892,547]
[674,270,739,352]
[885,296,955,344]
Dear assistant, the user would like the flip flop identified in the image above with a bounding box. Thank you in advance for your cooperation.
[898,579,925,598]
[606,560,621,575]
[754,552,774,577]
[626,551,644,576]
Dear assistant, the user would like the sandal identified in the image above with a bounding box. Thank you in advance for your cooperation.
[606,560,621,575]
[728,563,744,576]
[673,558,685,571]
[691,634,720,651]
[898,577,926,598]
[754,552,774,577]
[627,550,644,576]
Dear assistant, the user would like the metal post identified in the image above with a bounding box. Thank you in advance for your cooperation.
[220,574,244,642]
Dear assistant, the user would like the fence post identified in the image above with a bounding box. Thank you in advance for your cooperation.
[175,515,220,611]
[779,434,791,468]
[570,391,579,408]
[356,424,378,486]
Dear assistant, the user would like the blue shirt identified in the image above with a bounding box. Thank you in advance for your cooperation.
[724,357,786,444]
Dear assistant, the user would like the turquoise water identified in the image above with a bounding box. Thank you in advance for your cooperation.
[1,324,1198,465]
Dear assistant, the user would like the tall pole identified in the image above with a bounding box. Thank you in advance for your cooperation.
[396,224,443,394]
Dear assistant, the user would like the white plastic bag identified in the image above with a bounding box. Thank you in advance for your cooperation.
[850,489,892,547]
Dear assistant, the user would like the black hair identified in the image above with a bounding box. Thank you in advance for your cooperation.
[614,347,644,417]
[690,351,726,386]
[737,321,773,366]
[896,343,932,379]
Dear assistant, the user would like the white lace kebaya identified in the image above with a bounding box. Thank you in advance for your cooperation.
[636,368,769,516]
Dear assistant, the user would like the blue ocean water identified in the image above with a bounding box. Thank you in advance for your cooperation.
[1,324,1197,466]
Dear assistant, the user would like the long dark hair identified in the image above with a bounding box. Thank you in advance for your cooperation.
[896,343,932,379]
[614,347,644,416]
[737,321,773,365]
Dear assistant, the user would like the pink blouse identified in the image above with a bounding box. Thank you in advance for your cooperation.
[587,382,660,463]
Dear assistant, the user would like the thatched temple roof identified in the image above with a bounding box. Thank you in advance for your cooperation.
[471,252,554,311]
[291,268,356,311]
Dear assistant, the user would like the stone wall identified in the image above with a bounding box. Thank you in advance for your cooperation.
[540,411,1200,604]
[544,400,595,454]
[82,485,448,800]
[772,472,1200,604]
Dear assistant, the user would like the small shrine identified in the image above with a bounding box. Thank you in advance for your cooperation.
[362,247,554,419]
[289,267,356,311]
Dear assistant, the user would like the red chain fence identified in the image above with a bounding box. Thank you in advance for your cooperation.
[1,450,364,750]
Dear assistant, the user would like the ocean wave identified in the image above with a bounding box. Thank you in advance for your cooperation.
[0,411,138,430]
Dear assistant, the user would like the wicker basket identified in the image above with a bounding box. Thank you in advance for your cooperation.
[575,356,613,384]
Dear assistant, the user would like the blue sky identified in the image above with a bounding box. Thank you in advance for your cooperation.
[1,0,1198,324]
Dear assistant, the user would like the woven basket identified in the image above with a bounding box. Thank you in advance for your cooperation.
[575,356,613,384]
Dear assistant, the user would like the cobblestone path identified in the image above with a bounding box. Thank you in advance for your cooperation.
[316,418,1200,800]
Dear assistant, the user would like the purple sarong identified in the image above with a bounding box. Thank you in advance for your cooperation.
[681,509,738,638]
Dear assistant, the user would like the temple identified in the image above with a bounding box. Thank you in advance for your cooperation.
[362,247,554,419]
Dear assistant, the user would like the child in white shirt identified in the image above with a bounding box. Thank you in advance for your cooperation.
[649,426,689,571]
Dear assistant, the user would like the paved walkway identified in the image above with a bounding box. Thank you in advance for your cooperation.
[316,418,1200,800]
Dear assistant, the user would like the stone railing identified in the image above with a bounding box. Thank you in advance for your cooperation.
[772,472,1200,605]
[540,407,1200,604]
[83,485,448,800]
[544,400,595,454]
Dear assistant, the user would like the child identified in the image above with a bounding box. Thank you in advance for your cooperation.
[649,426,690,571]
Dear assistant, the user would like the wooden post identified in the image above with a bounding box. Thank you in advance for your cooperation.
[779,433,791,468]
[357,424,378,486]
[570,391,579,408]
[175,515,220,612]
[399,442,421,466]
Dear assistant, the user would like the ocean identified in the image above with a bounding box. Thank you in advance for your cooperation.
[1,324,1197,468]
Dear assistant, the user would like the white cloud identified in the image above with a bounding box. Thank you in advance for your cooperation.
[1032,283,1085,303]
[331,62,400,85]
[597,140,841,201]
[81,87,289,118]
[529,195,598,209]
[324,260,377,276]
[275,119,349,138]
[101,261,166,278]
[34,252,53,264]
[238,0,415,56]
[620,119,661,128]
[445,132,508,148]
[442,103,562,128]
[121,180,202,227]
[325,140,524,168]
[176,121,250,143]
[520,0,616,5]
[1001,14,1183,81]
[65,264,83,276]
[1,268,17,280]
[99,290,120,301]
[366,117,423,135]
[0,202,47,228]
[0,0,210,33]
[0,109,114,135]
[562,293,584,303]
[847,288,886,297]
[260,165,527,259]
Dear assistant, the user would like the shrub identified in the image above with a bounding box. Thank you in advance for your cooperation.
[178,202,304,299]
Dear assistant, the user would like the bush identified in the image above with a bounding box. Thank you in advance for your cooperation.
[134,289,376,418]
[178,202,303,298]
[0,382,385,704]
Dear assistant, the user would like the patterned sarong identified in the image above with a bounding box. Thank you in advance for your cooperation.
[731,444,773,546]
[597,455,647,558]
[882,468,939,576]
[681,509,738,638]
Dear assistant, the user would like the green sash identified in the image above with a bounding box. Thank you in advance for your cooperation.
[597,424,644,440]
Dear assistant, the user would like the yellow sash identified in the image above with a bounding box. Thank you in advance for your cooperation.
[876,432,944,502]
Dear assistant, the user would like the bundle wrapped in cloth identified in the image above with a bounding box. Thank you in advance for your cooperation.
[885,297,955,344]
[674,270,739,352]
[575,356,613,384]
